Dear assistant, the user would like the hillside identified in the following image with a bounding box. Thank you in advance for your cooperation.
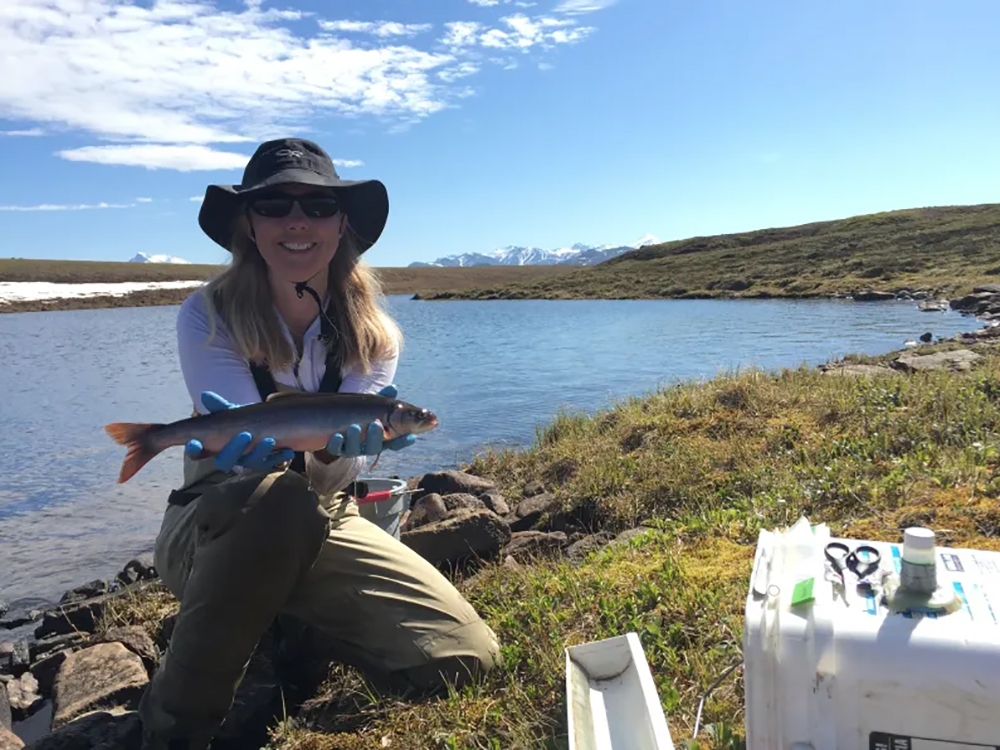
[422,204,1000,301]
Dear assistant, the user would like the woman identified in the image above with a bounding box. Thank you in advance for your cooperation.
[138,138,500,750]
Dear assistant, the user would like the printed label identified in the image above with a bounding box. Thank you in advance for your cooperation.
[870,731,1000,749]
[942,553,965,573]
[974,555,1000,576]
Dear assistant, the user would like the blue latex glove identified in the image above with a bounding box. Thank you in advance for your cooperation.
[324,384,417,458]
[184,391,295,473]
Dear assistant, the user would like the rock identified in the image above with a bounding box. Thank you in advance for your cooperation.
[509,493,562,532]
[0,612,43,632]
[441,493,486,513]
[0,680,10,729]
[607,527,655,550]
[114,555,157,588]
[417,470,495,497]
[917,299,948,312]
[565,532,616,563]
[5,672,42,721]
[950,292,997,313]
[852,290,896,302]
[502,531,568,562]
[401,509,511,566]
[0,605,6,622]
[51,643,148,729]
[30,651,69,699]
[919,332,933,343]
[26,709,141,750]
[0,643,29,678]
[480,491,510,516]
[57,583,107,608]
[401,493,448,531]
[29,635,86,667]
[821,364,898,377]
[522,480,545,497]
[92,627,159,675]
[973,284,1000,294]
[894,349,983,373]
[34,601,107,642]
[0,727,23,750]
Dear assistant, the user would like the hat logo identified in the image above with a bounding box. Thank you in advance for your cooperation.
[275,148,304,158]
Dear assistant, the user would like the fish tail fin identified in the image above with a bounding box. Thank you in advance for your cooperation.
[370,450,382,472]
[104,422,165,483]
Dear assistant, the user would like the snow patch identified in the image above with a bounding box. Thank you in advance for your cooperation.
[0,281,205,304]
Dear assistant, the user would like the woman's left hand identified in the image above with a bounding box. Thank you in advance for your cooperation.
[324,384,417,458]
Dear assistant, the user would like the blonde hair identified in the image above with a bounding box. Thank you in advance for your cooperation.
[201,212,402,374]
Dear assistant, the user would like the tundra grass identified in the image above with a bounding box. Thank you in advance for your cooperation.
[426,203,1000,301]
[104,341,1000,749]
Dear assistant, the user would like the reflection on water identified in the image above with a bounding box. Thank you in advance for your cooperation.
[0,296,982,604]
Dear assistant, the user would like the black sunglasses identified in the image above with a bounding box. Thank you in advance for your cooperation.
[248,193,341,219]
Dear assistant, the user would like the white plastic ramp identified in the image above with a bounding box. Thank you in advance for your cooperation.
[565,632,676,750]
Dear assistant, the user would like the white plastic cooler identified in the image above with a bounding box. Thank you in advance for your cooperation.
[743,518,1000,750]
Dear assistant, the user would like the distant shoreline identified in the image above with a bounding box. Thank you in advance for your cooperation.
[0,259,576,314]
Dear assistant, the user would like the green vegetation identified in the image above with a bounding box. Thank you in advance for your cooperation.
[425,203,1000,301]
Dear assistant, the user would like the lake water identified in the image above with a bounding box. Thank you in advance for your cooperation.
[0,295,983,608]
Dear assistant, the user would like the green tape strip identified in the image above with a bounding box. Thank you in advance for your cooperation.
[792,577,815,606]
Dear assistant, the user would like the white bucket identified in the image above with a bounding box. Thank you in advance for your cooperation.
[355,477,412,539]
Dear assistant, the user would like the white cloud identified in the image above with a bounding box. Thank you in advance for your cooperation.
[0,127,44,136]
[0,202,134,211]
[58,144,253,171]
[468,0,501,5]
[136,197,153,202]
[318,20,433,37]
[190,196,202,202]
[553,0,620,13]
[0,0,606,170]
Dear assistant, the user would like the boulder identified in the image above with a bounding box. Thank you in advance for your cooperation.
[30,651,69,699]
[51,643,148,729]
[5,672,42,721]
[34,601,108,641]
[401,493,448,531]
[509,493,562,532]
[441,493,486,513]
[114,555,157,589]
[950,292,998,313]
[0,681,10,729]
[894,349,983,373]
[417,470,496,497]
[502,531,568,562]
[852,290,896,302]
[26,709,141,750]
[565,532,616,563]
[0,642,29,678]
[522,480,546,497]
[0,611,43,632]
[821,363,898,377]
[401,509,511,566]
[479,491,510,516]
[0,727,22,750]
[29,636,86,667]
[92,627,159,675]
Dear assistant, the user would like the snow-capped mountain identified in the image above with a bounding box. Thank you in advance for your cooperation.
[408,235,661,268]
[129,252,191,264]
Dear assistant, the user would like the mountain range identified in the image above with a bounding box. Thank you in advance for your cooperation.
[129,252,192,264]
[407,234,661,268]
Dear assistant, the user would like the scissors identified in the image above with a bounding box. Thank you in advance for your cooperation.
[824,541,882,581]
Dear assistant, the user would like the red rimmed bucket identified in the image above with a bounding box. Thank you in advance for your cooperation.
[355,477,415,539]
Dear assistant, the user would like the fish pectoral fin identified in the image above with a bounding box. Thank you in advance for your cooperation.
[370,450,382,471]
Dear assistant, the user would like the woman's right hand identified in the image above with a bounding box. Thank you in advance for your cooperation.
[184,391,295,473]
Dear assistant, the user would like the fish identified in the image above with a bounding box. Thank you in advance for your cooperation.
[103,391,439,483]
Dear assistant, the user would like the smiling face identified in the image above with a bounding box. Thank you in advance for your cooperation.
[246,182,347,284]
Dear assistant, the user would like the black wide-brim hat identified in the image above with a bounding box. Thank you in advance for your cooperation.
[197,138,388,253]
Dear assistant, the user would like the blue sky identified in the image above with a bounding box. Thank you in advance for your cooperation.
[1,0,998,267]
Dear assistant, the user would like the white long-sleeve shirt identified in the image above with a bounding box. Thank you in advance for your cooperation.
[174,289,397,494]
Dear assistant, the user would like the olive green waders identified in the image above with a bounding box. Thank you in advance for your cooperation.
[138,462,501,748]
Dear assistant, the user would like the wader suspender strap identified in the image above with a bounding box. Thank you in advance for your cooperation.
[249,309,343,474]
